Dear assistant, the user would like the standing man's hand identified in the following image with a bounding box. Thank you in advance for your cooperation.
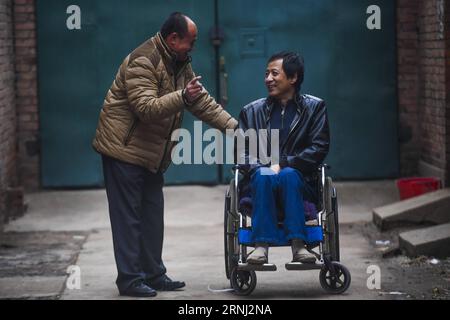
[183,76,204,105]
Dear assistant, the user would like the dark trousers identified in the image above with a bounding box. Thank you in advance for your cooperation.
[102,155,166,292]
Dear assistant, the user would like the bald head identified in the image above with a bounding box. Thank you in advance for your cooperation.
[161,12,198,61]
[185,16,198,37]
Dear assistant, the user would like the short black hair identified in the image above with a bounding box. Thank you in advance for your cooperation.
[268,51,305,92]
[160,12,189,39]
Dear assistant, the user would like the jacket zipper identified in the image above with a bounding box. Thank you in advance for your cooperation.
[280,100,307,152]
[157,60,189,171]
[157,70,180,172]
[123,119,138,146]
[281,107,285,130]
[158,116,178,172]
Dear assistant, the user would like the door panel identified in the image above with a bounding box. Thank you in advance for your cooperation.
[37,0,218,187]
[219,0,398,180]
[37,0,101,187]
[329,0,398,179]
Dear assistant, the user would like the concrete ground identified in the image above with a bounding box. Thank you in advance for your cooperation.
[1,180,447,300]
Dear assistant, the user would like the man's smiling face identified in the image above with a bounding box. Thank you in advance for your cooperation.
[265,59,297,99]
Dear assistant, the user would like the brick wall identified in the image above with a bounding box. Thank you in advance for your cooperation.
[445,0,450,185]
[417,0,447,182]
[397,0,421,176]
[0,0,17,231]
[397,0,449,185]
[14,0,39,190]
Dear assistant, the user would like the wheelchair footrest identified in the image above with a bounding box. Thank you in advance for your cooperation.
[285,262,324,271]
[238,263,277,272]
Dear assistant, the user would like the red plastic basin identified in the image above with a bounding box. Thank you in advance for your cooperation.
[396,177,442,200]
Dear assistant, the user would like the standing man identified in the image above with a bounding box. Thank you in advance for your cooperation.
[93,12,237,297]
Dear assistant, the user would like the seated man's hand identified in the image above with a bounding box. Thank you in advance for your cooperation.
[270,164,281,174]
[183,76,204,105]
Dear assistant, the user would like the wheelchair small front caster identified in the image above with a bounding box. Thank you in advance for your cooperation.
[230,268,257,296]
[319,262,351,294]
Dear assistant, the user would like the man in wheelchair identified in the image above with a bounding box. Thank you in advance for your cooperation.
[237,51,330,265]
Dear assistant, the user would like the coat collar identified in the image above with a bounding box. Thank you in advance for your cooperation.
[265,93,304,121]
[153,32,192,74]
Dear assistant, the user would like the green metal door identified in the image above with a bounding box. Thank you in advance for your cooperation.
[37,0,397,187]
[37,0,218,187]
[37,0,101,187]
[219,0,398,180]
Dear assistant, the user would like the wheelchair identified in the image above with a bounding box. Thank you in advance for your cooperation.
[224,164,351,296]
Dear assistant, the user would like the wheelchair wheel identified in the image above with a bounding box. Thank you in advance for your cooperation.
[324,177,340,262]
[319,262,351,294]
[224,190,238,280]
[330,193,340,261]
[230,268,257,296]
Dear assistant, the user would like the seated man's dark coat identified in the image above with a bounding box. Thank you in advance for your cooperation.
[238,94,330,177]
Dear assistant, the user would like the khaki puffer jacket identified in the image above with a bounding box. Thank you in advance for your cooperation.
[93,33,238,173]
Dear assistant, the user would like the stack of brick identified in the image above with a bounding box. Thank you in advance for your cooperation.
[14,0,39,191]
[397,0,421,177]
[0,0,17,231]
[417,0,448,183]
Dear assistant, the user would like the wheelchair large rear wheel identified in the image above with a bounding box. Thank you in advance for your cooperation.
[230,268,257,296]
[319,262,351,294]
[224,191,238,280]
[324,177,340,262]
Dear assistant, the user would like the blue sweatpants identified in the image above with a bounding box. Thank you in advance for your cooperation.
[250,167,316,244]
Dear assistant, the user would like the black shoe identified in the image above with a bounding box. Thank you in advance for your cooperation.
[146,275,185,291]
[119,281,157,298]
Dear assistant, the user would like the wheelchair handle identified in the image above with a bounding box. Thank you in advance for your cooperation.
[232,165,249,174]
